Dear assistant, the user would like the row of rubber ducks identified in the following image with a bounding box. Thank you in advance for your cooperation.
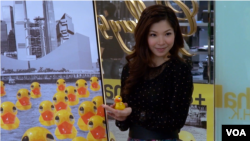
[1,94,106,140]
[0,77,101,98]
[18,115,113,141]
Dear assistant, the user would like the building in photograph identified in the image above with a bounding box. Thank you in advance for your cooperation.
[13,1,35,60]
[1,21,8,54]
[8,30,17,52]
[26,17,46,58]
[43,0,57,54]
[1,5,15,35]
[56,13,74,46]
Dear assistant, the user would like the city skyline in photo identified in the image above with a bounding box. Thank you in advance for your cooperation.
[1,0,99,63]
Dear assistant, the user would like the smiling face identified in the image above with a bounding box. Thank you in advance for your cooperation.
[147,20,175,63]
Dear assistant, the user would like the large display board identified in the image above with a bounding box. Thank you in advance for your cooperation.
[95,1,214,141]
[0,1,112,141]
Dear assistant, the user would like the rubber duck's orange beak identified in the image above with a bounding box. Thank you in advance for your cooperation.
[58,85,65,91]
[19,97,30,106]
[77,87,86,95]
[114,98,121,102]
[90,126,106,139]
[32,88,40,95]
[91,82,98,88]
[81,112,95,124]
[1,112,15,124]
[58,121,73,134]
[41,110,54,121]
[68,93,76,101]
[55,102,67,111]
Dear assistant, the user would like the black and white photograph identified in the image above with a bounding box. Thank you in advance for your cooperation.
[180,105,207,141]
[1,1,108,141]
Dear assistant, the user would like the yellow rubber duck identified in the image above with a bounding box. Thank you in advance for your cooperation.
[77,101,97,131]
[15,89,32,110]
[75,79,90,98]
[72,137,87,141]
[179,130,196,141]
[30,82,41,98]
[39,101,55,126]
[56,79,66,92]
[1,81,6,97]
[87,115,107,141]
[114,95,125,110]
[22,127,56,141]
[65,86,79,106]
[92,96,105,117]
[53,92,71,112]
[0,101,20,130]
[90,76,101,91]
[54,110,77,139]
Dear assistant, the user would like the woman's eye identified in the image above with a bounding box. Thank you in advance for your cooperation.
[166,33,172,36]
[150,34,156,37]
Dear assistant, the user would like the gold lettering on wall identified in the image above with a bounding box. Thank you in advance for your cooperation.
[96,0,198,56]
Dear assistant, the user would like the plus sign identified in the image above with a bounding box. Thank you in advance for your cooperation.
[195,94,205,105]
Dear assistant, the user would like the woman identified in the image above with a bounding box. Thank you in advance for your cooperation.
[102,5,193,141]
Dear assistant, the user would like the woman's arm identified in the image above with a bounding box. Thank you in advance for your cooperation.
[103,64,132,131]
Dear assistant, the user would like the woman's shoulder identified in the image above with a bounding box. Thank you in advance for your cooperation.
[170,57,192,70]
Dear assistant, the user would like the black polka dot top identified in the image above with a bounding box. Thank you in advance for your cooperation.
[116,57,194,136]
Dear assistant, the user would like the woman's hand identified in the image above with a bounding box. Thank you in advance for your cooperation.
[102,103,132,121]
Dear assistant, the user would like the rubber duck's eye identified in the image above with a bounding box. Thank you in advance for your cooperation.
[56,82,59,85]
[46,133,54,140]
[90,79,92,82]
[79,107,84,114]
[94,106,97,113]
[55,116,59,122]
[3,83,5,86]
[63,81,66,84]
[65,90,68,94]
[97,78,98,81]
[103,120,106,126]
[51,105,54,110]
[0,107,3,114]
[28,92,31,96]
[93,101,96,105]
[31,85,34,88]
[53,97,57,102]
[85,83,87,86]
[17,93,21,97]
[65,96,68,102]
[22,136,29,141]
[13,107,16,112]
[74,89,77,93]
[39,106,43,111]
[89,121,93,128]
[39,85,41,87]
[76,83,78,87]
[69,115,74,122]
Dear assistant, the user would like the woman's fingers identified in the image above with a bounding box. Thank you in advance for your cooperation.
[124,103,128,107]
[102,104,132,117]
[102,104,116,113]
